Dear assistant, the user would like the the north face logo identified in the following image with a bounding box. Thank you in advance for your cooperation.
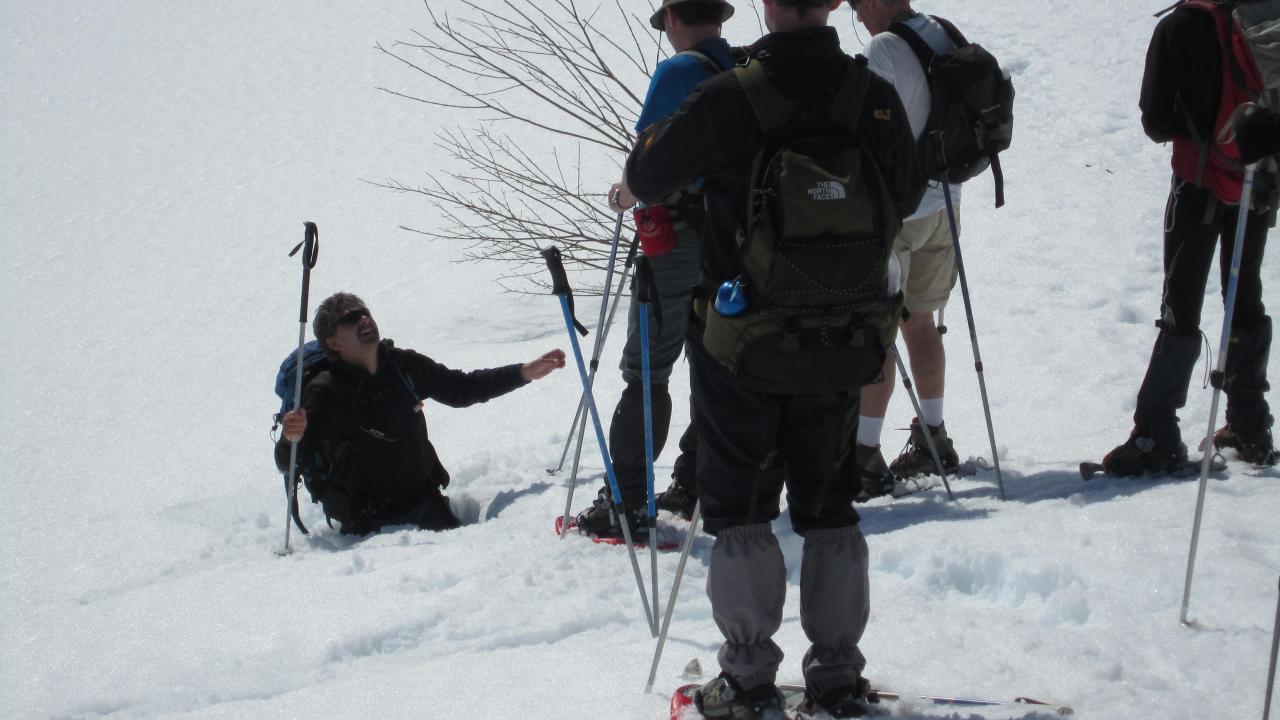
[807,181,846,201]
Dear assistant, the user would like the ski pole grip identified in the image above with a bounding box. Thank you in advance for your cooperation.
[542,246,588,336]
[542,246,572,297]
[292,222,320,323]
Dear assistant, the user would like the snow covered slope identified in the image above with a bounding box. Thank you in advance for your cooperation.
[2,1,1276,718]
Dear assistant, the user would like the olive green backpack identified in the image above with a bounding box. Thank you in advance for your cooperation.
[698,56,904,394]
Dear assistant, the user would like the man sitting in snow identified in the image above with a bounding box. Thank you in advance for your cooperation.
[276,292,565,535]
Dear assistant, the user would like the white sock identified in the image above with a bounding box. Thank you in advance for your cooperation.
[920,397,944,428]
[857,415,885,448]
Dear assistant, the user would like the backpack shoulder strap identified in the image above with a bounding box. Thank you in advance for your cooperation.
[930,15,970,48]
[733,59,796,132]
[829,56,872,134]
[676,48,727,76]
[886,21,937,75]
[734,55,870,134]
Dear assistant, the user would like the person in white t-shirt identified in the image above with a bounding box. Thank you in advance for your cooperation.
[848,0,964,498]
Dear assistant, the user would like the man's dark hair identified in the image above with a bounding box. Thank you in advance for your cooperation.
[313,292,367,349]
[670,0,729,27]
[774,0,831,11]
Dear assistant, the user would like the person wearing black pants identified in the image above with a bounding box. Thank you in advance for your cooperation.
[1104,2,1277,473]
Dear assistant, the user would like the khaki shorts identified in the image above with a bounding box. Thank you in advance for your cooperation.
[893,208,958,314]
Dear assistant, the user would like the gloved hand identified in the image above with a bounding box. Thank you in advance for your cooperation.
[1229,103,1280,165]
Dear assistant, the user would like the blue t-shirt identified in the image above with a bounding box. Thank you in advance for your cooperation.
[635,37,734,133]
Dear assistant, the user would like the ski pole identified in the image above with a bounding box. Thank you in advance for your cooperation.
[940,174,1006,501]
[558,235,640,537]
[646,500,701,693]
[891,344,955,500]
[937,304,948,336]
[551,213,626,474]
[279,221,318,557]
[1181,163,1256,626]
[1265,577,1279,720]
[543,246,656,636]
[636,256,661,629]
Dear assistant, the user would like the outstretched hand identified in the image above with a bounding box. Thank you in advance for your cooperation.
[521,349,567,381]
[282,408,307,443]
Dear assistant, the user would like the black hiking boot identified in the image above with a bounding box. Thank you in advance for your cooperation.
[573,487,648,541]
[1102,428,1189,476]
[888,418,960,478]
[695,674,787,720]
[854,444,895,503]
[794,677,874,719]
[655,478,697,520]
[1213,425,1278,466]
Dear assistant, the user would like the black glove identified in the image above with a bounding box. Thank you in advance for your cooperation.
[1236,105,1280,165]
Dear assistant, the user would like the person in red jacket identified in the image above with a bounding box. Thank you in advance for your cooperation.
[1103,2,1277,474]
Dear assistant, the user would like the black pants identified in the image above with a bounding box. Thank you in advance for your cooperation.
[687,340,862,536]
[325,490,460,536]
[1134,178,1273,438]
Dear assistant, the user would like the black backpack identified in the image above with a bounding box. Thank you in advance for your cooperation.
[695,56,903,395]
[888,16,1015,207]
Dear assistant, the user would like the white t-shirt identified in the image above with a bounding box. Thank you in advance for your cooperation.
[865,13,962,222]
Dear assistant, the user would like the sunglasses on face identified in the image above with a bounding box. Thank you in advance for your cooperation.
[337,307,371,326]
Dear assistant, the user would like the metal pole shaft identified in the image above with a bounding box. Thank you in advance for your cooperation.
[552,215,626,475]
[641,302,660,629]
[940,178,1006,501]
[1181,165,1255,626]
[646,500,702,693]
[559,294,656,635]
[891,345,955,500]
[1264,577,1279,720]
[559,248,637,536]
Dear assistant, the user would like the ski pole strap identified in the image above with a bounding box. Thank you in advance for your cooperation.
[633,256,664,334]
[290,222,320,322]
[541,246,589,336]
[284,472,310,535]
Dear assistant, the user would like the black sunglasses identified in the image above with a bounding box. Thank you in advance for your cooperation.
[337,307,371,326]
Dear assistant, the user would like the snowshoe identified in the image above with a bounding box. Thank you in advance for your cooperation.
[1211,424,1278,466]
[1101,429,1188,477]
[887,418,960,478]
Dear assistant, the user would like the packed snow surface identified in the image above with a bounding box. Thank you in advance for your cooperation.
[2,1,1277,718]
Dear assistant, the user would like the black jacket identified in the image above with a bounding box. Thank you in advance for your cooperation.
[1140,6,1223,144]
[275,340,527,516]
[626,27,926,285]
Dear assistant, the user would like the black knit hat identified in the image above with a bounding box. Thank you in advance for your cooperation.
[649,0,735,31]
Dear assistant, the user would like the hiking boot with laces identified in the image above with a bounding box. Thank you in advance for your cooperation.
[1102,429,1189,476]
[695,674,788,720]
[887,418,960,478]
[854,444,895,503]
[573,487,649,540]
[655,478,697,520]
[1213,425,1278,466]
[794,677,874,719]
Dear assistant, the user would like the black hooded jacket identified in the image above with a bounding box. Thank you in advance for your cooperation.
[275,340,527,514]
[1139,6,1223,144]
[625,27,926,285]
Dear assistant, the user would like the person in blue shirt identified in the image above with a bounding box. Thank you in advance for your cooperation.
[571,0,736,539]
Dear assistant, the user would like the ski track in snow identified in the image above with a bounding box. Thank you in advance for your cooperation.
[3,1,1278,718]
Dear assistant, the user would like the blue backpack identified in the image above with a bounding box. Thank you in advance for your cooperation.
[272,341,333,534]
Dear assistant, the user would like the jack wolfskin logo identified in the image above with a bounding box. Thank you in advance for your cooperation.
[807,181,846,201]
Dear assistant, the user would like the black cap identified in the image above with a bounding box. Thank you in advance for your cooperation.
[650,0,735,31]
